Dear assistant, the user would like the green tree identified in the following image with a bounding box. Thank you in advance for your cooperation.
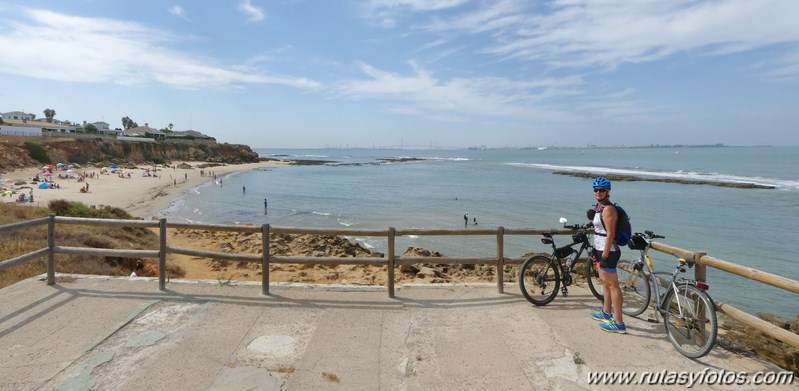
[168,123,174,130]
[43,108,56,123]
[84,123,98,134]
[122,116,139,130]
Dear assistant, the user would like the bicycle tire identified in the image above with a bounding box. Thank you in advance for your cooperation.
[585,258,604,302]
[662,284,718,358]
[616,260,651,317]
[519,255,561,306]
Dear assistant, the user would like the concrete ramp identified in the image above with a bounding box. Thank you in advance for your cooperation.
[0,276,794,390]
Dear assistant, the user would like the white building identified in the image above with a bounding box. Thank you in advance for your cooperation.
[2,111,37,121]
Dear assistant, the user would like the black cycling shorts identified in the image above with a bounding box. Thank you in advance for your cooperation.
[593,249,621,273]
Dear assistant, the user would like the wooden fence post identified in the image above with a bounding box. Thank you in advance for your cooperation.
[694,251,707,282]
[497,226,505,293]
[388,227,396,298]
[158,218,166,291]
[262,224,270,296]
[47,213,56,285]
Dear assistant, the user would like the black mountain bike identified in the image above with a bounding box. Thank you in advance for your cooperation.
[519,219,604,306]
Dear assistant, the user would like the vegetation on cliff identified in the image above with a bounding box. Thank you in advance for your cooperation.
[0,135,259,171]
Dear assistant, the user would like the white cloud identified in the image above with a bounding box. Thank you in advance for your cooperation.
[0,8,318,90]
[413,0,799,76]
[369,0,470,12]
[336,62,582,121]
[168,5,190,21]
[238,0,265,22]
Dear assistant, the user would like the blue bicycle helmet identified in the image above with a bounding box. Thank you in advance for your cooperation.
[592,177,611,189]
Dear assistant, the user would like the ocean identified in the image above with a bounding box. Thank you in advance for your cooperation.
[162,146,799,318]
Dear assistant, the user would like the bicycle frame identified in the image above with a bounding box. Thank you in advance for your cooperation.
[623,231,717,358]
[519,222,604,306]
[634,248,706,323]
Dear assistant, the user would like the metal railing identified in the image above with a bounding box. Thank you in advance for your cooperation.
[1,214,797,349]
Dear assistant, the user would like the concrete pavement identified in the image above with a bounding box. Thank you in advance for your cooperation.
[0,275,795,390]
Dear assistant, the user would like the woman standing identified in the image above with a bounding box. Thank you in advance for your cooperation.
[588,177,626,333]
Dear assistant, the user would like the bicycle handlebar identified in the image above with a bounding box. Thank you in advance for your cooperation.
[635,230,665,240]
[564,223,593,230]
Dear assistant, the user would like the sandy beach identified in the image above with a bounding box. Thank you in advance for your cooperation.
[1,160,288,219]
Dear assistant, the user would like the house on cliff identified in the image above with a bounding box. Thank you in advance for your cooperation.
[2,111,37,121]
[0,117,78,135]
[123,124,166,140]
[90,121,123,136]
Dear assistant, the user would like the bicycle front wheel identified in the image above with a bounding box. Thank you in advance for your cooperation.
[519,255,561,306]
[585,258,604,302]
[662,284,718,358]
[617,260,651,317]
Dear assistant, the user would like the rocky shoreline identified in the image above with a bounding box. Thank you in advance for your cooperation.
[169,228,508,285]
[553,171,775,189]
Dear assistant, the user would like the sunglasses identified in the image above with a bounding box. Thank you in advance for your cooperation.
[593,188,608,193]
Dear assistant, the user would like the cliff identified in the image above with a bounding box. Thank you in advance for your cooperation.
[0,135,259,170]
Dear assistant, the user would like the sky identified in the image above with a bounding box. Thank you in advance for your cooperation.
[1,0,798,149]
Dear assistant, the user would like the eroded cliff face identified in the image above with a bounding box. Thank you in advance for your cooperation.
[0,136,259,170]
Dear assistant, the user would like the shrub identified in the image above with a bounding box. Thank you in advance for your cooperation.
[24,141,50,163]
[48,200,136,219]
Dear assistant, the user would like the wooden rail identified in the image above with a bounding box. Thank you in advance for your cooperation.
[0,215,797,350]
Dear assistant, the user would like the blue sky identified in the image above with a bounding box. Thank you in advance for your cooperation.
[1,0,798,148]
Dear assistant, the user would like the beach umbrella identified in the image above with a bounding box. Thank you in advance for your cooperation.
[38,182,48,189]
[56,163,65,167]
[42,172,52,177]
[109,164,118,169]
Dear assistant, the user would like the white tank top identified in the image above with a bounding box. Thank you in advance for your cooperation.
[593,204,619,252]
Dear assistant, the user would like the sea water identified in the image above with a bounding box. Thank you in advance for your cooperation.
[162,147,799,318]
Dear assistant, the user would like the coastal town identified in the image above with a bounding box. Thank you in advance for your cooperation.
[0,109,215,142]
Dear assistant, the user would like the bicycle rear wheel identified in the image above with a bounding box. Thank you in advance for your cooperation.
[617,260,651,317]
[662,284,717,358]
[585,258,604,302]
[519,255,561,306]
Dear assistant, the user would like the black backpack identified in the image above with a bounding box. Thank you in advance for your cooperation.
[598,200,632,246]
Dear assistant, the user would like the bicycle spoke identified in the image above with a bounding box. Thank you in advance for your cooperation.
[617,260,650,317]
[519,256,560,306]
[663,285,717,358]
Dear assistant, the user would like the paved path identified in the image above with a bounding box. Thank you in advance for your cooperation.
[0,275,795,390]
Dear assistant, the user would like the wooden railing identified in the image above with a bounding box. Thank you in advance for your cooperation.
[1,215,798,350]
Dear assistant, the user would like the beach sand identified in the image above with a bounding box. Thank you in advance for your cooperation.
[2,161,288,219]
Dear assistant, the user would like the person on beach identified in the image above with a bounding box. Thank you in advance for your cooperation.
[243,186,246,194]
[588,177,625,333]
[264,198,268,211]
[464,212,468,226]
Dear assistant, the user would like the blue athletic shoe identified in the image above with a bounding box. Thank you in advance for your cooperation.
[600,321,627,334]
[590,310,612,322]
